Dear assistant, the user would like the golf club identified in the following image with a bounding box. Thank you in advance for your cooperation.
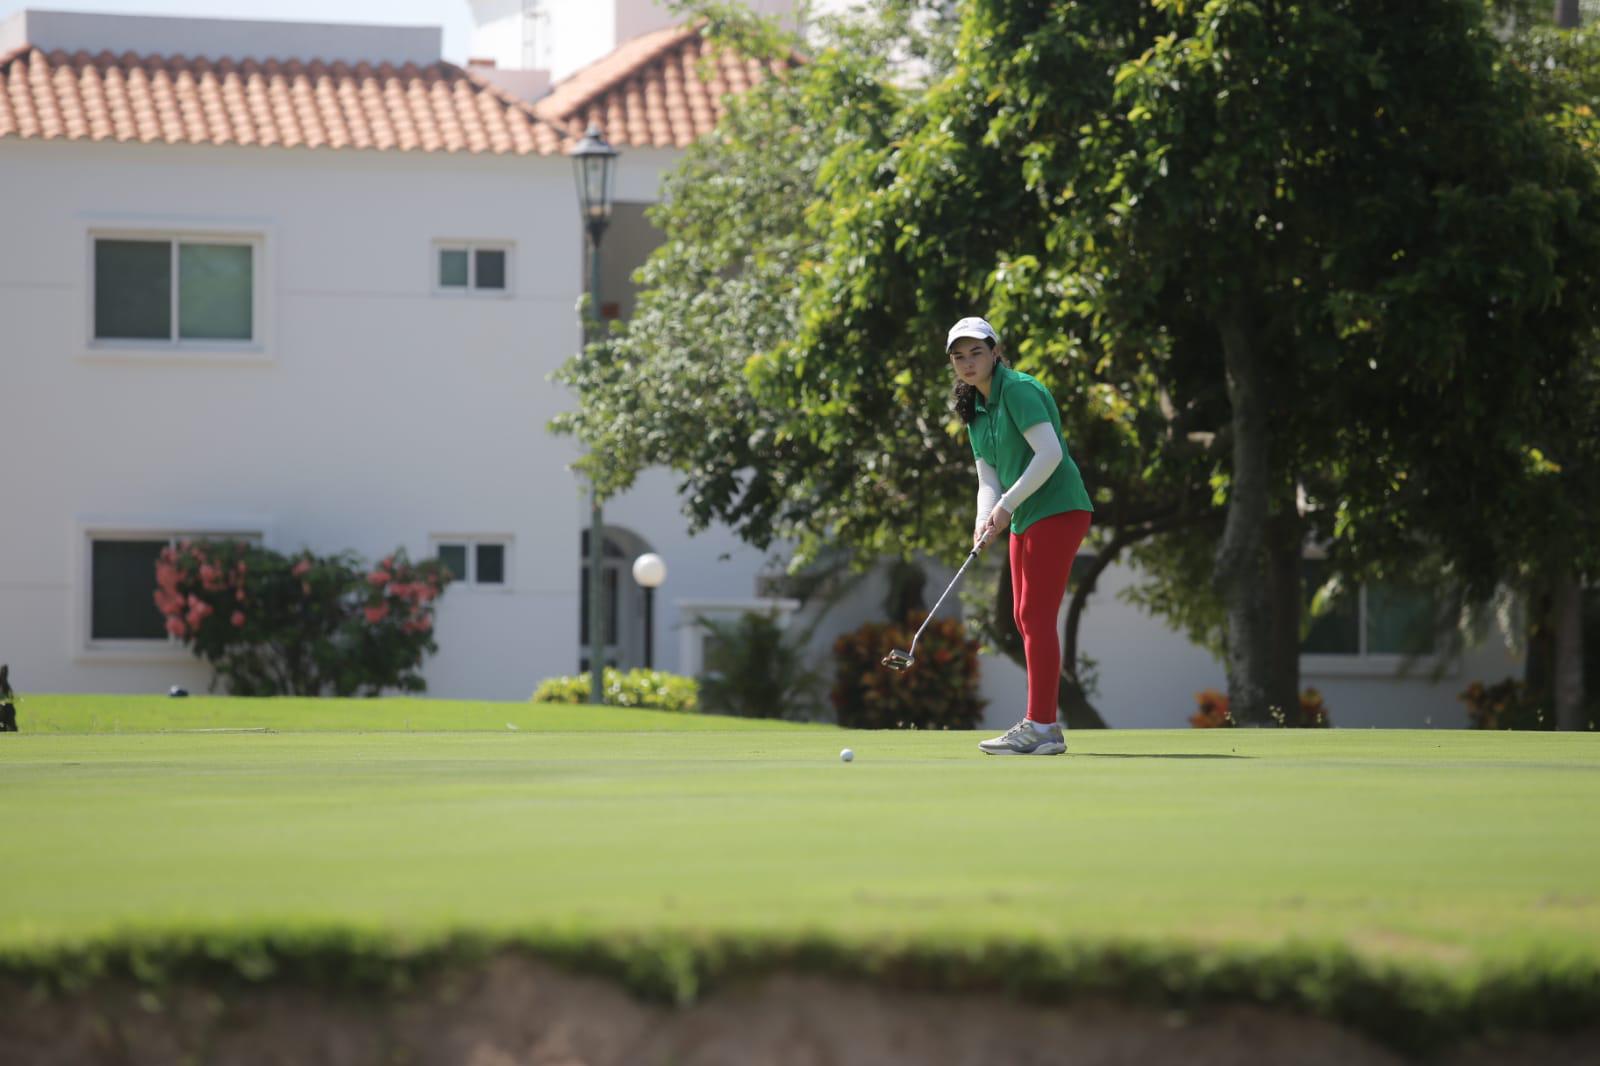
[881,528,994,671]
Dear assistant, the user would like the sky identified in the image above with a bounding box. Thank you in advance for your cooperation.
[0,1,479,62]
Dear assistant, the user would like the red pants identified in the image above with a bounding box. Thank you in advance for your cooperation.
[1009,510,1092,726]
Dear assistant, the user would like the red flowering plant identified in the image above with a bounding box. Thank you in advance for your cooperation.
[830,612,985,729]
[1189,688,1234,728]
[1189,687,1332,728]
[154,540,451,696]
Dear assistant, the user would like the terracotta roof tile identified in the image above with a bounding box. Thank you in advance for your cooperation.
[0,45,566,155]
[535,24,793,150]
[0,25,786,156]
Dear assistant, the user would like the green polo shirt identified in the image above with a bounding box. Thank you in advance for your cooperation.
[968,364,1094,534]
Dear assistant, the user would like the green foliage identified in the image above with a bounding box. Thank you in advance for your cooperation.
[696,611,822,720]
[778,0,1600,718]
[154,540,450,697]
[531,668,700,712]
[559,0,1600,723]
[550,1,963,562]
[830,612,984,729]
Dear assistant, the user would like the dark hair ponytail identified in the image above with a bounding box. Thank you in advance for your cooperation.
[950,339,1003,425]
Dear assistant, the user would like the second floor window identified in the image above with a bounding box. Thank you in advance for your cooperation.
[436,540,508,586]
[437,245,508,292]
[94,237,255,343]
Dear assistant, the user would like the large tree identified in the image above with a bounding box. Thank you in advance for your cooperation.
[555,2,1215,726]
[770,0,1600,722]
[1498,18,1600,728]
[558,0,1600,727]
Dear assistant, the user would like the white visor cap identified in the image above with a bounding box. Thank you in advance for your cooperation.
[946,316,999,352]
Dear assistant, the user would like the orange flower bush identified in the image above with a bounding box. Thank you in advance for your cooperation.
[1190,688,1234,728]
[1189,687,1332,727]
[154,540,451,696]
[831,612,985,729]
[1460,678,1549,730]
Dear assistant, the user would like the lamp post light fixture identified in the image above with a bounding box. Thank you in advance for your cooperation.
[631,553,667,670]
[570,123,619,707]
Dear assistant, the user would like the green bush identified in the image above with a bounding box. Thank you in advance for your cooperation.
[532,668,699,712]
[155,540,451,697]
[831,612,985,729]
[697,611,822,719]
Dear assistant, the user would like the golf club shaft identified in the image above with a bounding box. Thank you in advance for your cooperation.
[908,538,988,653]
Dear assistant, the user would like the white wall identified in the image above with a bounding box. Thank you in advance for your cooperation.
[0,9,441,65]
[468,0,831,83]
[0,135,798,703]
[977,558,1526,731]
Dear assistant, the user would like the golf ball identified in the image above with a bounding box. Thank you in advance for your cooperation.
[840,748,854,763]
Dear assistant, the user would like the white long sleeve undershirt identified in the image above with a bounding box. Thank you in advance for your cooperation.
[975,422,1064,530]
[975,458,1002,531]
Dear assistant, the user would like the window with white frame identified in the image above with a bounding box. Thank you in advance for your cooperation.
[435,243,509,293]
[1301,557,1439,659]
[93,236,257,344]
[677,599,801,678]
[88,531,262,644]
[435,538,510,586]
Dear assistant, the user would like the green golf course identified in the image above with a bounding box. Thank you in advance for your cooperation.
[2,695,1598,1055]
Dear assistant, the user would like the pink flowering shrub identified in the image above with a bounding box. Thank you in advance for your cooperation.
[154,540,451,696]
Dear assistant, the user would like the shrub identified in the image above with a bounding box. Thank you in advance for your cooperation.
[1190,688,1234,728]
[1279,687,1332,728]
[1189,687,1331,727]
[154,540,451,697]
[697,611,821,719]
[831,612,984,730]
[1461,678,1600,731]
[532,668,699,712]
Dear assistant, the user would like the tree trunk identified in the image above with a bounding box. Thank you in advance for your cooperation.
[1214,310,1274,724]
[1524,578,1555,700]
[1553,572,1585,730]
[1556,0,1582,30]
[1264,502,1303,723]
[993,551,1108,729]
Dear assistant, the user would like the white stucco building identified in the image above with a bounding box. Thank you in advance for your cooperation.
[0,3,1521,728]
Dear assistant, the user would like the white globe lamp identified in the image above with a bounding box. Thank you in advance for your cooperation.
[631,553,666,671]
[632,552,667,589]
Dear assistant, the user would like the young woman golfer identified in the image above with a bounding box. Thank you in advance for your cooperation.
[947,317,1094,756]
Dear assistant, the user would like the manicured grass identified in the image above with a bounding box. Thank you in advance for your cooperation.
[14,693,813,735]
[2,696,1598,1049]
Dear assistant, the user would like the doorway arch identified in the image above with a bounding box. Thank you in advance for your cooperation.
[579,525,657,673]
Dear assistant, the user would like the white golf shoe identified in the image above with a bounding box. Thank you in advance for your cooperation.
[979,719,1066,756]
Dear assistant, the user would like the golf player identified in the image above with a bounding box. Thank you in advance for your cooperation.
[947,317,1094,755]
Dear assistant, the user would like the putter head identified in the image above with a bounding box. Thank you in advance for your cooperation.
[881,649,914,671]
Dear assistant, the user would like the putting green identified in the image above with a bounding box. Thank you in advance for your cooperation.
[1,696,1597,974]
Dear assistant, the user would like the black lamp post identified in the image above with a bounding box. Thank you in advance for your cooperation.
[570,123,618,707]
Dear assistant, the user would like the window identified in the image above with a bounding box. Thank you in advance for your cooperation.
[91,539,169,640]
[436,244,509,293]
[87,531,262,646]
[1301,559,1438,659]
[676,599,800,677]
[435,539,510,587]
[94,237,256,344]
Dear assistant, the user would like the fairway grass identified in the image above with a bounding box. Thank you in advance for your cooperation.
[3,696,1599,1050]
[13,692,816,735]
